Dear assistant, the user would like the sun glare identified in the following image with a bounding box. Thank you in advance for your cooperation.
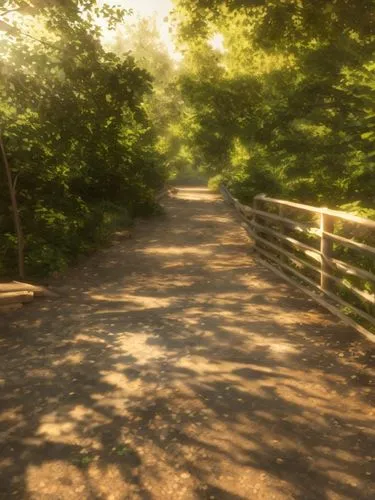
[99,0,182,61]
[209,33,225,53]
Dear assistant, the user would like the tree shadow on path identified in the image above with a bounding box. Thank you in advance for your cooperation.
[0,187,374,499]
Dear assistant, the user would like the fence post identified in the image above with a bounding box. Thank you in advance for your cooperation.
[252,195,260,250]
[279,204,287,263]
[320,209,334,291]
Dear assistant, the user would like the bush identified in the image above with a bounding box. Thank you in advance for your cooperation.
[226,162,283,205]
[208,174,223,193]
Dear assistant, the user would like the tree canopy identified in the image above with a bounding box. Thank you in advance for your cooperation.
[173,0,375,210]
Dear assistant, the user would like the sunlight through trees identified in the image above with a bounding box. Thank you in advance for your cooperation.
[0,0,374,277]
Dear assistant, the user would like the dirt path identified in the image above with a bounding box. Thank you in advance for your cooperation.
[0,187,374,500]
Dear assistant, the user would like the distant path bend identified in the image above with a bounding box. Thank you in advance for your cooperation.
[0,187,374,500]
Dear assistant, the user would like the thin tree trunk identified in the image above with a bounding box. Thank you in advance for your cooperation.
[0,132,25,279]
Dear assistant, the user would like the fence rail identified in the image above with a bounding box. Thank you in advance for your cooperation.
[221,185,375,342]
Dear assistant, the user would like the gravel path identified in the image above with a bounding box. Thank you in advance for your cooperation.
[0,187,374,500]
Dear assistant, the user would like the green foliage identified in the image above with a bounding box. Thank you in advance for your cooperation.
[173,0,375,212]
[109,16,188,185]
[207,174,223,193]
[0,1,167,276]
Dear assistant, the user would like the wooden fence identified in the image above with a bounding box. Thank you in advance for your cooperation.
[221,185,375,342]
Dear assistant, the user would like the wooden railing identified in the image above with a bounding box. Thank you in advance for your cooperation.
[221,185,375,342]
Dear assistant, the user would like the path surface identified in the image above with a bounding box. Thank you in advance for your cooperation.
[0,187,374,500]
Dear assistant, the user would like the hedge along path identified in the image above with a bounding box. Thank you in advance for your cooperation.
[0,187,374,500]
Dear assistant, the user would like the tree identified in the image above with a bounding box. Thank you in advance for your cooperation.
[173,0,375,209]
[0,1,167,276]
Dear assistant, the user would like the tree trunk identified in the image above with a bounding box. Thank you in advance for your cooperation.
[0,133,25,279]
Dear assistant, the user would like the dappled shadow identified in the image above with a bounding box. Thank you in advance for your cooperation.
[0,187,374,499]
